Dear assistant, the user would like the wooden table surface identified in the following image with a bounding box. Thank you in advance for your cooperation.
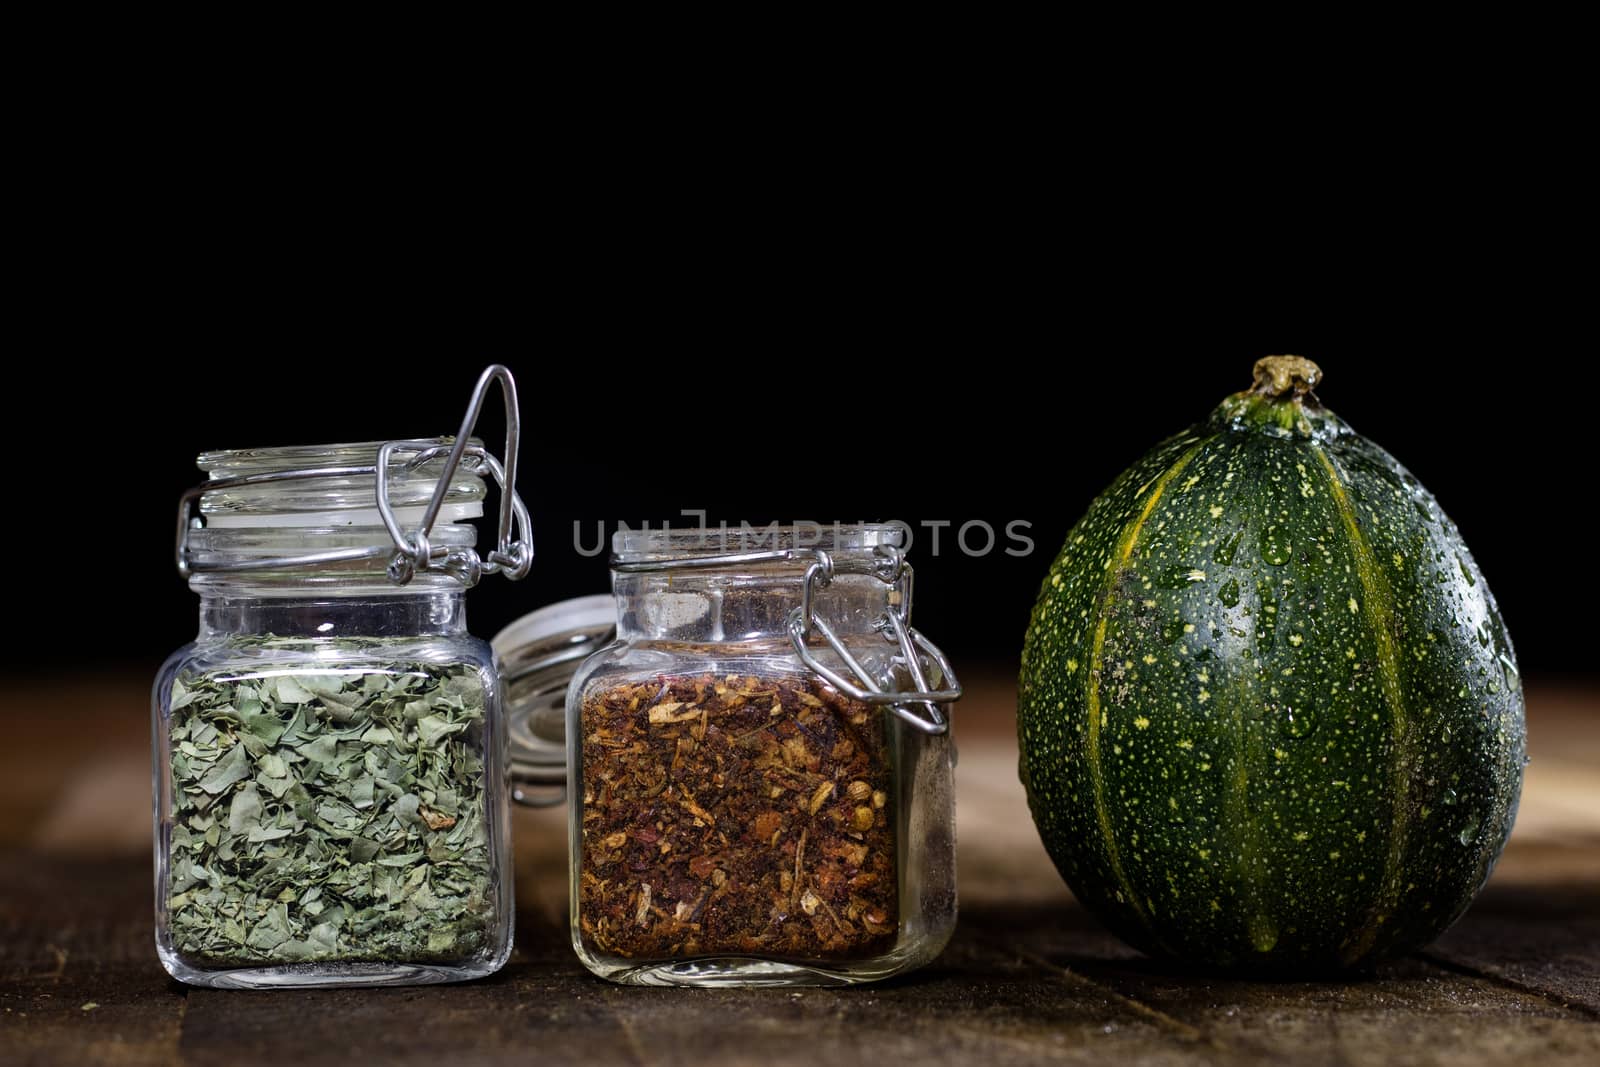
[1,672,1596,1066]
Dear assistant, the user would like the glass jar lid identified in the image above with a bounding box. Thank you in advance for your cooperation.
[181,439,487,589]
[194,439,489,527]
[174,365,533,590]
[610,526,960,734]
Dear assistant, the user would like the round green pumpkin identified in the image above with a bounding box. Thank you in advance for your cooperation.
[1018,357,1525,971]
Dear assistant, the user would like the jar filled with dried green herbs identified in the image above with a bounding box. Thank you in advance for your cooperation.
[154,368,530,988]
[567,525,962,986]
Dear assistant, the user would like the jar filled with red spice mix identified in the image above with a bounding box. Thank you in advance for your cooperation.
[566,525,961,986]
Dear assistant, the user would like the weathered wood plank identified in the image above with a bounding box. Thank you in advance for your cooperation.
[0,854,183,1067]
[983,888,1600,1067]
[6,850,1595,1067]
[1071,954,1598,1067]
[1426,864,1600,1014]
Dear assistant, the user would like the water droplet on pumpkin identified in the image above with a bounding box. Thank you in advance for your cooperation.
[1283,706,1317,740]
[1260,527,1292,566]
[1219,578,1241,607]
[1457,555,1476,586]
[1458,816,1480,846]
[1442,788,1458,806]
[1499,655,1520,691]
[1213,529,1243,566]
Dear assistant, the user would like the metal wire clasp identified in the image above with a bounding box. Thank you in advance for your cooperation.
[377,365,532,586]
[785,546,961,735]
[174,364,533,586]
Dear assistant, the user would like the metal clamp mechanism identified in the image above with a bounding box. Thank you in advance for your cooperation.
[785,547,960,735]
[175,364,533,587]
[376,365,532,586]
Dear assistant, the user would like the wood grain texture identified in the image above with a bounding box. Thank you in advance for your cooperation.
[1,673,1596,1066]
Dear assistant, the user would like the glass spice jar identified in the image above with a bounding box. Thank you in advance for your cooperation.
[567,525,961,986]
[153,368,530,988]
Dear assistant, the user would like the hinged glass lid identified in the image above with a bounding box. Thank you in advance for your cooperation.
[173,365,533,589]
[612,528,962,735]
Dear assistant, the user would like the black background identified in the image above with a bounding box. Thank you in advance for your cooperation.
[8,53,1585,682]
[13,304,1572,676]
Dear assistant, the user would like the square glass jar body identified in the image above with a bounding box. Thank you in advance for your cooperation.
[153,608,513,989]
[567,530,957,987]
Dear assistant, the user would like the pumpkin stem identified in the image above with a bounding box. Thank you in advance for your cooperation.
[1252,356,1323,400]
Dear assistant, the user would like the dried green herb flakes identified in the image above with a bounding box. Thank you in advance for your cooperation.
[166,659,496,966]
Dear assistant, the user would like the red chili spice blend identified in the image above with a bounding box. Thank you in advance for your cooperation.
[577,673,897,960]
